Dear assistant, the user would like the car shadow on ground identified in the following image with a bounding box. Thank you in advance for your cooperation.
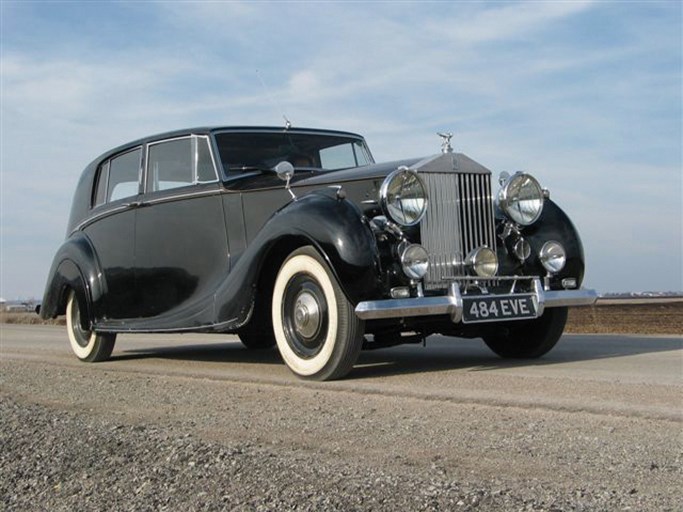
[351,334,682,379]
[111,333,682,379]
[113,341,284,365]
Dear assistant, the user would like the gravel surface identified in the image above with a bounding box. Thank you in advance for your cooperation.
[2,356,681,512]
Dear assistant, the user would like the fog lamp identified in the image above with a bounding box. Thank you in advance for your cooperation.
[466,247,498,278]
[539,241,566,274]
[400,244,429,280]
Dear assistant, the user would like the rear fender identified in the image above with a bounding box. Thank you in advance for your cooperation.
[40,233,104,329]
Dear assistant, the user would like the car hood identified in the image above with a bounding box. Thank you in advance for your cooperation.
[224,153,492,192]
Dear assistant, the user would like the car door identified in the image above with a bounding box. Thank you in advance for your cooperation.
[84,147,141,319]
[134,135,229,321]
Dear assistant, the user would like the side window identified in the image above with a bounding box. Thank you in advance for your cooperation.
[108,148,142,202]
[320,143,358,170]
[146,136,217,192]
[93,161,110,207]
[196,137,218,183]
[147,138,192,192]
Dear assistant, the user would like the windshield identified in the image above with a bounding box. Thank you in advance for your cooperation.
[214,132,374,175]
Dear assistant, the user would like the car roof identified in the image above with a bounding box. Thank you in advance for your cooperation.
[94,126,366,165]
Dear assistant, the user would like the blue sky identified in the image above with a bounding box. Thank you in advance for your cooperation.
[1,0,681,299]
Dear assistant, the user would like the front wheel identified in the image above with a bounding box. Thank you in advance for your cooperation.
[272,246,364,381]
[482,307,568,359]
[66,290,116,362]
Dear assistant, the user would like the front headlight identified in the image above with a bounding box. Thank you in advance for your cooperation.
[498,172,544,226]
[379,167,428,226]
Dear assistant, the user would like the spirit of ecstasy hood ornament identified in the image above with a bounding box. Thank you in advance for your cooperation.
[437,132,453,154]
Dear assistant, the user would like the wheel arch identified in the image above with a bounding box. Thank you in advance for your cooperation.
[40,233,104,330]
[215,191,382,329]
[267,191,382,304]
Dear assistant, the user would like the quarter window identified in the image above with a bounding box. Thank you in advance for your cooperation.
[93,161,109,207]
[196,137,217,183]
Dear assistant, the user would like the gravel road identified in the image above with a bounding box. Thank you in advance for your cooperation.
[1,325,681,511]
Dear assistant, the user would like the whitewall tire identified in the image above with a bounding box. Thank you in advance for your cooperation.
[272,246,364,381]
[66,290,116,362]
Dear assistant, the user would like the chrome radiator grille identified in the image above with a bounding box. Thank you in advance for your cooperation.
[420,172,497,290]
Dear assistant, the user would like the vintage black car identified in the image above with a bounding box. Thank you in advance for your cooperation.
[41,126,596,380]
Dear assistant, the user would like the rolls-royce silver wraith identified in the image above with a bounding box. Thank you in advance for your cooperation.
[41,126,597,380]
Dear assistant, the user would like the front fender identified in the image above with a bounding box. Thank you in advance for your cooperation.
[276,189,381,303]
[40,233,104,327]
[214,190,381,326]
[521,199,586,287]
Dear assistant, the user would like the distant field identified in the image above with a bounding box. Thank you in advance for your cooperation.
[0,312,65,326]
[566,300,682,335]
[3,300,681,335]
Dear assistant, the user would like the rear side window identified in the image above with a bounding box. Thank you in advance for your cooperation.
[93,161,109,207]
[146,136,217,193]
[92,148,142,207]
[108,148,142,201]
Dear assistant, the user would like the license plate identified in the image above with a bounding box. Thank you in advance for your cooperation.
[462,295,538,324]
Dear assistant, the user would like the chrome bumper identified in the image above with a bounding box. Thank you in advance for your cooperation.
[355,278,597,323]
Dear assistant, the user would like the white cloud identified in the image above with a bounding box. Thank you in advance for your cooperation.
[424,1,595,44]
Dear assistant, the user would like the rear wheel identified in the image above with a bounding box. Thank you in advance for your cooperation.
[66,290,116,362]
[272,246,364,381]
[482,307,568,359]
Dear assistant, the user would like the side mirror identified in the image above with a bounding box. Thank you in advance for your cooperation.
[274,161,296,200]
[274,161,294,182]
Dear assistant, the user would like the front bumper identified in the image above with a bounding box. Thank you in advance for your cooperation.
[355,278,597,323]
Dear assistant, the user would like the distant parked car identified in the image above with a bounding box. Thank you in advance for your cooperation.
[41,126,596,380]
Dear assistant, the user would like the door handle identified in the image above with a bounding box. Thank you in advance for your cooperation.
[124,200,148,208]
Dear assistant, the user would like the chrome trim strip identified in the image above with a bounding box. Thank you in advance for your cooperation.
[355,285,597,322]
[72,188,222,234]
[142,188,221,206]
[71,204,133,234]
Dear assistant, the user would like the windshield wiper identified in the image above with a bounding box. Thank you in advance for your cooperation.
[227,164,273,172]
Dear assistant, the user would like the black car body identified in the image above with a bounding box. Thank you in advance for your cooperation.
[41,126,596,380]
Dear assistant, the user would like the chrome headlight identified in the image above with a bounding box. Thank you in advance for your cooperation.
[400,244,429,280]
[539,241,566,274]
[498,172,544,226]
[466,247,498,278]
[379,167,428,226]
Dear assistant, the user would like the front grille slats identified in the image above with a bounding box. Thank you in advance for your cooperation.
[421,172,497,290]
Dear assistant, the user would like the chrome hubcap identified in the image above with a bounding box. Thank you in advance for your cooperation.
[70,295,91,347]
[293,291,321,339]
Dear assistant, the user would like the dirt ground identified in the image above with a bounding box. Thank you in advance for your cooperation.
[565,301,683,335]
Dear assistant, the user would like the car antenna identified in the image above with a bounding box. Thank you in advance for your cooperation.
[256,69,292,130]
